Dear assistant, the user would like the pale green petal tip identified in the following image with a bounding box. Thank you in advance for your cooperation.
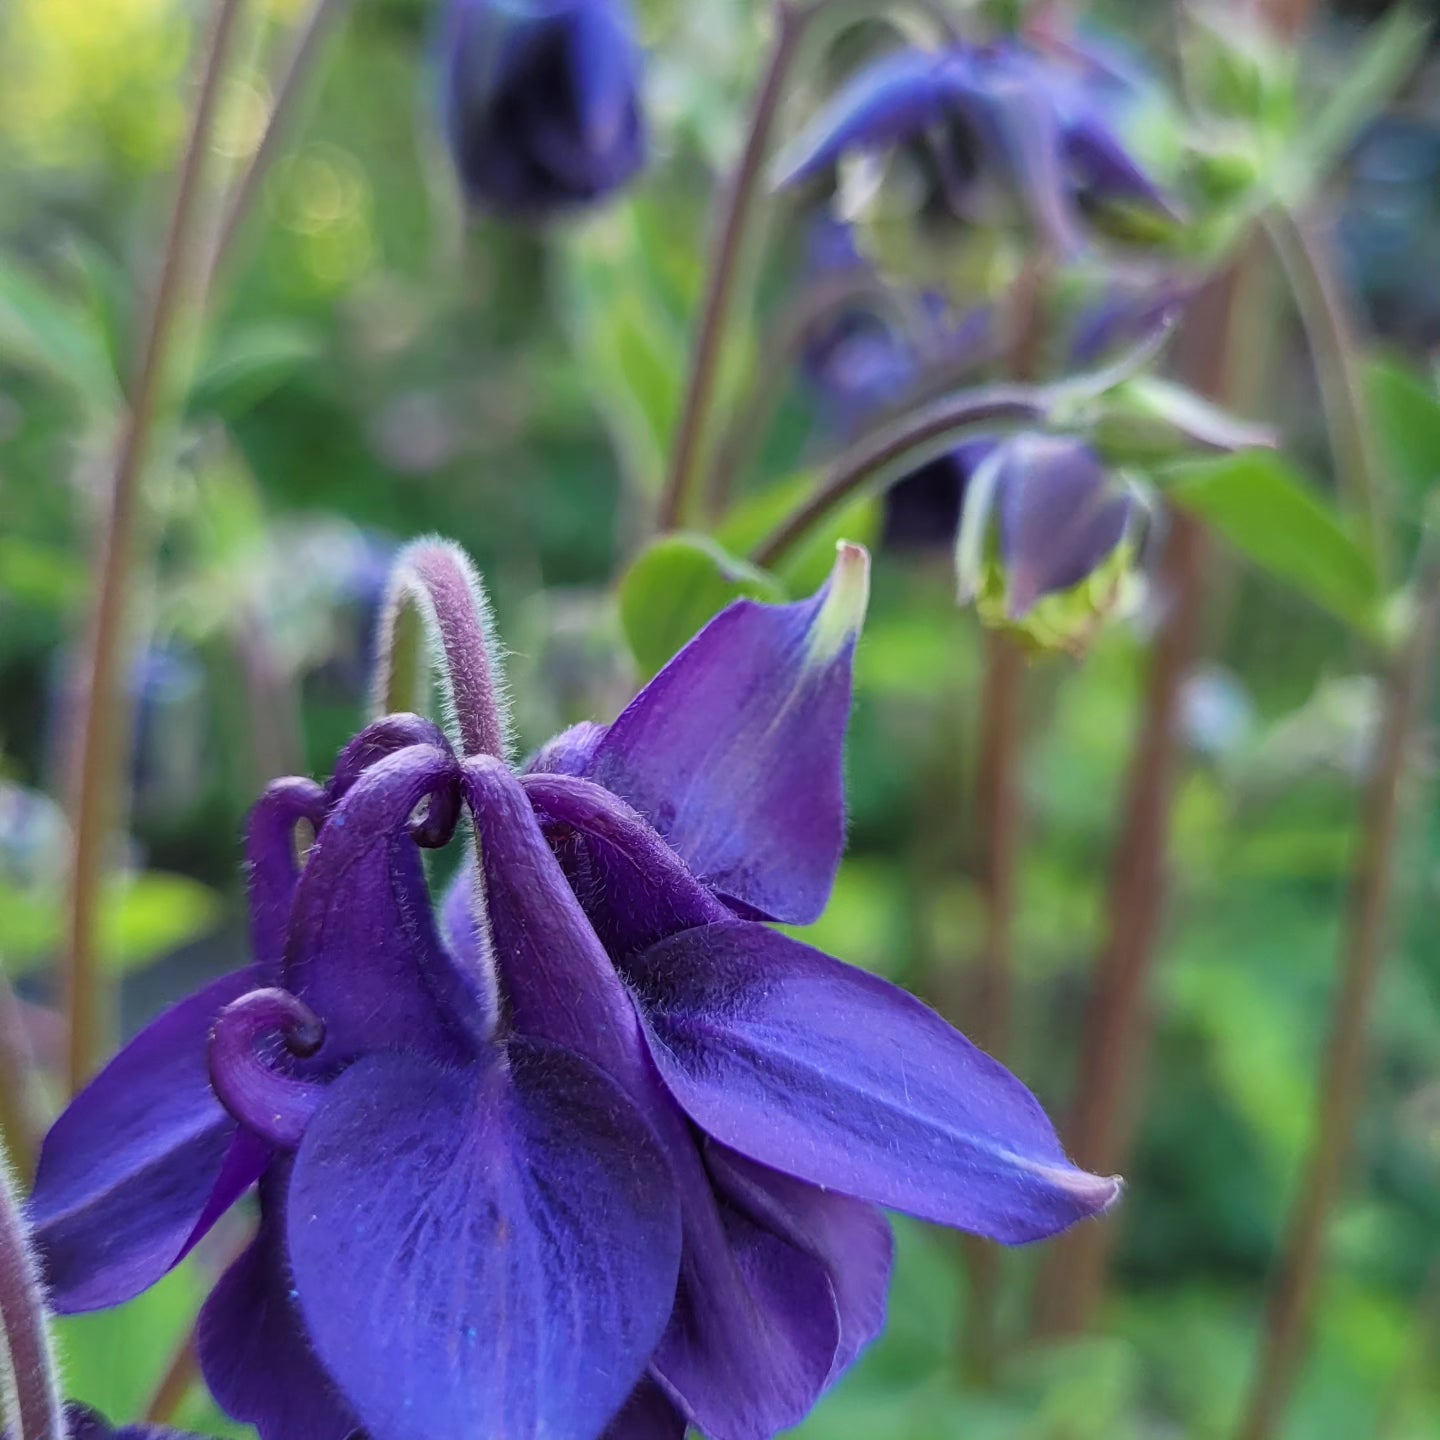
[809,542,872,663]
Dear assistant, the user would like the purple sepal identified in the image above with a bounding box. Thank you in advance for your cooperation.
[288,1042,682,1440]
[601,1378,687,1440]
[28,967,268,1312]
[582,549,867,925]
[629,921,1121,1243]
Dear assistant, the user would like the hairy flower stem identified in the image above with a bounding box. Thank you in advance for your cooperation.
[1235,556,1439,1440]
[657,0,809,532]
[206,0,352,294]
[751,385,1049,568]
[61,0,247,1096]
[0,1137,64,1440]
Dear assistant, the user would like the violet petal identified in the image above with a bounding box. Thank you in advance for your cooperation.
[288,1041,681,1440]
[630,921,1120,1243]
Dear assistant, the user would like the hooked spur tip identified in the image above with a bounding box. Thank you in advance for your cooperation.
[809,541,872,662]
[1046,1164,1125,1215]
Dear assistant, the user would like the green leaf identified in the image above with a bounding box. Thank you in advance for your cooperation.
[189,321,322,419]
[1364,354,1440,502]
[0,255,119,406]
[0,871,223,977]
[1277,6,1430,206]
[1159,451,1382,631]
[619,532,784,678]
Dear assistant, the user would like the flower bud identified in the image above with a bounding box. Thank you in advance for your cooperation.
[438,0,647,217]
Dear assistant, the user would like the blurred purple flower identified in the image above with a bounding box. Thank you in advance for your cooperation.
[28,550,1116,1440]
[438,0,646,216]
[776,39,1175,252]
[57,1404,206,1440]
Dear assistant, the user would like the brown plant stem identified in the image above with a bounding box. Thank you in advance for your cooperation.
[960,629,1027,1383]
[61,0,247,1096]
[145,1331,200,1426]
[751,384,1048,568]
[1235,557,1440,1440]
[657,0,809,532]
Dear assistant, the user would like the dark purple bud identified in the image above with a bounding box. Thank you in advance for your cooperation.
[208,988,327,1150]
[2,1137,64,1440]
[439,0,647,217]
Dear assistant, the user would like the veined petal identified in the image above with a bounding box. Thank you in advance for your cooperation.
[584,544,869,924]
[283,744,482,1063]
[197,1170,361,1440]
[288,1041,682,1440]
[29,968,267,1312]
[704,1143,893,1386]
[630,921,1120,1243]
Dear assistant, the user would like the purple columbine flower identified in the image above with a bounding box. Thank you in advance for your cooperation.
[775,38,1176,254]
[438,0,647,216]
[28,544,1117,1440]
[47,1405,205,1440]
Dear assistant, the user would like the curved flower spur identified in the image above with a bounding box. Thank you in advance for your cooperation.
[26,540,1118,1440]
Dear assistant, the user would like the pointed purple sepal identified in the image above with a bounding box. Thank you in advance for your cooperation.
[28,967,269,1312]
[583,545,869,925]
[629,921,1120,1243]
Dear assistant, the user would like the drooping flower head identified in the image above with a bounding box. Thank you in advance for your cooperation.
[776,34,1178,271]
[28,541,1118,1440]
[438,0,647,215]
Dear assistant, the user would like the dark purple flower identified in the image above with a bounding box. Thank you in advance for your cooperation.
[56,1403,207,1440]
[28,549,1116,1440]
[776,40,1175,252]
[438,0,646,216]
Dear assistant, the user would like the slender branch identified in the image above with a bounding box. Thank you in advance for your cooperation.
[1265,208,1389,581]
[0,1136,64,1440]
[960,629,1027,1383]
[145,1330,200,1425]
[1235,553,1440,1440]
[657,0,810,531]
[751,384,1048,568]
[206,0,351,295]
[61,0,248,1096]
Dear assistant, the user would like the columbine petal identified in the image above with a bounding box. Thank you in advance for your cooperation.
[29,968,267,1312]
[704,1142,893,1385]
[994,435,1134,615]
[628,921,1120,1243]
[196,1170,361,1440]
[582,544,869,924]
[282,743,483,1062]
[465,757,839,1440]
[523,772,728,963]
[773,50,964,188]
[287,1041,681,1440]
[601,1379,687,1440]
[245,778,327,978]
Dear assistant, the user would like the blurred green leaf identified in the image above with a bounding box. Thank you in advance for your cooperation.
[0,871,222,976]
[190,321,322,420]
[1277,6,1430,207]
[1159,451,1382,631]
[1365,354,1440,502]
[0,537,87,611]
[0,255,119,406]
[618,532,783,678]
